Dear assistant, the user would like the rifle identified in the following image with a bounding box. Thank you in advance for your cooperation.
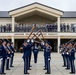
[27,24,36,39]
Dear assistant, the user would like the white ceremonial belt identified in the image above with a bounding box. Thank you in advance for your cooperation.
[0,58,3,60]
[62,53,64,54]
[11,55,12,57]
[7,57,9,59]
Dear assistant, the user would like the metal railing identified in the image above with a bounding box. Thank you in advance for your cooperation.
[0,24,76,32]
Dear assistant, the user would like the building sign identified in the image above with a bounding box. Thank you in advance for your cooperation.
[14,33,24,36]
[14,33,58,36]
[43,33,58,36]
[49,33,58,35]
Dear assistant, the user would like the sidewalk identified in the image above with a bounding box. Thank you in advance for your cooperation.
[3,52,76,75]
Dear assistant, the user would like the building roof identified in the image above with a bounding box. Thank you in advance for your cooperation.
[1,11,76,18]
[0,11,11,18]
[9,2,63,13]
[62,11,76,18]
[0,2,76,18]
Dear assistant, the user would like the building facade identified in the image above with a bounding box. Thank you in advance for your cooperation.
[0,2,76,52]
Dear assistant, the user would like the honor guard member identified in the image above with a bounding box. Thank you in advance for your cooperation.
[10,42,14,67]
[60,44,67,67]
[28,39,34,70]
[33,43,39,63]
[41,41,52,74]
[28,39,33,69]
[68,42,75,74]
[0,44,2,73]
[0,40,10,74]
[6,42,11,70]
[65,43,70,70]
[41,42,47,70]
[22,39,34,74]
[45,42,51,74]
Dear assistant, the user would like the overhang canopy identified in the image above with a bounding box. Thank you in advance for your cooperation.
[9,2,63,19]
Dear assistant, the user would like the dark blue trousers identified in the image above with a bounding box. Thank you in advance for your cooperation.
[62,55,67,66]
[70,59,75,73]
[28,53,32,67]
[34,54,38,63]
[6,58,10,69]
[10,55,14,67]
[23,57,28,74]
[46,58,51,74]
[66,56,70,69]
[0,59,2,73]
[44,57,47,69]
[1,58,6,73]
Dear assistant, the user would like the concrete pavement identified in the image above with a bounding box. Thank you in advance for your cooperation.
[1,52,76,75]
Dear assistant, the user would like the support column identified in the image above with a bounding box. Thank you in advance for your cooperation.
[57,17,60,32]
[12,17,15,32]
[58,36,60,53]
[12,36,14,46]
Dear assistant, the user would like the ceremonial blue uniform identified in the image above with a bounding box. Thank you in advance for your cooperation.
[10,46,14,67]
[61,47,67,67]
[28,43,32,69]
[0,45,7,74]
[0,46,2,58]
[6,46,11,70]
[22,43,32,74]
[0,46,2,73]
[41,42,51,74]
[45,46,51,74]
[69,48,75,73]
[33,45,39,63]
[41,45,46,69]
[65,47,70,69]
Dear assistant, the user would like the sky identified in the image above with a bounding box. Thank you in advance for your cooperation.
[0,0,76,11]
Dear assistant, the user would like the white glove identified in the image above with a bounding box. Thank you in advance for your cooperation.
[27,39,30,43]
[48,58,50,61]
[41,42,45,45]
[60,50,61,52]
[31,39,34,43]
[67,52,69,55]
[8,52,10,54]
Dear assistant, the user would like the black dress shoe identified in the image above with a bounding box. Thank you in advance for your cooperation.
[10,66,14,67]
[1,73,6,74]
[45,72,50,74]
[70,72,75,74]
[65,68,70,70]
[6,69,11,70]
[30,65,32,67]
[28,68,31,70]
[43,68,47,70]
[62,65,66,67]
[24,72,29,74]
